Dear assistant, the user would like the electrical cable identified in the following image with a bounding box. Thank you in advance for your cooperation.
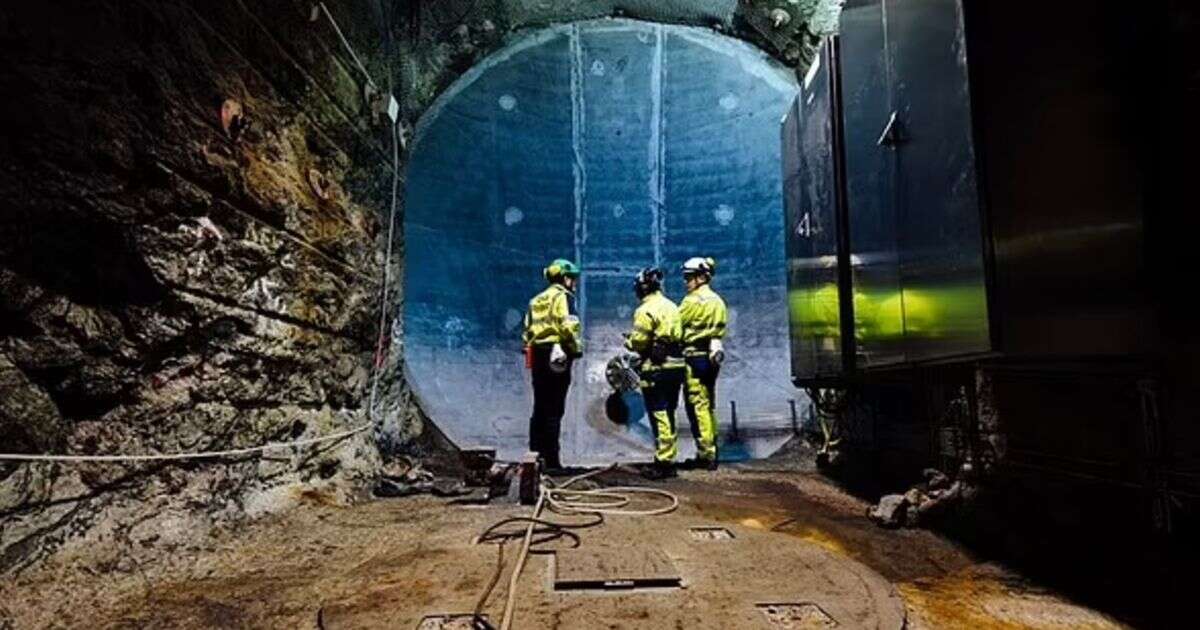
[475,513,603,545]
[0,423,371,463]
[315,2,379,90]
[368,111,402,417]
[545,486,679,516]
[470,512,600,628]
[473,540,505,622]
[467,465,679,630]
[540,464,680,516]
[499,491,545,630]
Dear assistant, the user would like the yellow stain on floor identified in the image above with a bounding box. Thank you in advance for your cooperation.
[790,527,849,557]
[897,569,1127,630]
[739,518,767,530]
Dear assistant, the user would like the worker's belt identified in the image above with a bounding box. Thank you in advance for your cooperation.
[639,357,686,373]
[648,340,684,366]
[683,339,713,355]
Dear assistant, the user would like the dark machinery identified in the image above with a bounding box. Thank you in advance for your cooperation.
[782,0,1198,549]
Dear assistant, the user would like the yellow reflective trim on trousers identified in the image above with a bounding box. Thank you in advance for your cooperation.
[639,357,686,372]
[685,365,718,460]
[652,409,678,463]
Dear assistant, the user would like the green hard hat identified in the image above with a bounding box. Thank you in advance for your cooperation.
[544,258,581,280]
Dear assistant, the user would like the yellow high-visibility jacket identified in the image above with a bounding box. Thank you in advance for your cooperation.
[680,283,727,352]
[626,291,684,370]
[522,283,582,355]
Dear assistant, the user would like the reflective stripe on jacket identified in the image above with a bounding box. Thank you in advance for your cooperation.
[626,291,684,370]
[680,284,727,351]
[523,283,582,355]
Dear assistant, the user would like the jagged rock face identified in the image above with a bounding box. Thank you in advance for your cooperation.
[0,0,401,571]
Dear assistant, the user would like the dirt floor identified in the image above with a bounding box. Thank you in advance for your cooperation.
[0,468,1128,629]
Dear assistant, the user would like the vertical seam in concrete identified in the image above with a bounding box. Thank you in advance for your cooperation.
[649,24,666,268]
[570,24,588,320]
[568,23,587,462]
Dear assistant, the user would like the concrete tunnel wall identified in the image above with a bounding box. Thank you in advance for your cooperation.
[403,19,801,464]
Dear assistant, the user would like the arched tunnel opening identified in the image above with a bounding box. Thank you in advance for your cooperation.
[403,19,798,464]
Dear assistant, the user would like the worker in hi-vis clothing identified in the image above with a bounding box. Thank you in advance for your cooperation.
[680,257,727,470]
[522,259,583,471]
[625,268,687,480]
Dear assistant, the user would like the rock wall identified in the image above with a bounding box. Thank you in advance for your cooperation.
[0,0,408,572]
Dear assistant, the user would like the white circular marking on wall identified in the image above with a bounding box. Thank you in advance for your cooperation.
[504,206,524,226]
[444,317,467,349]
[714,204,736,226]
[498,94,517,111]
[612,203,626,218]
[504,308,523,331]
[719,93,739,110]
[591,60,606,76]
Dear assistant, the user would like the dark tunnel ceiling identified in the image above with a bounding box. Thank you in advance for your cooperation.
[403,19,798,463]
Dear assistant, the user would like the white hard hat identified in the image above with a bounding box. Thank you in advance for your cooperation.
[682,257,715,276]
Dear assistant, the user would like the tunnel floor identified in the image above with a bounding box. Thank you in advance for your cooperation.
[1,470,1125,629]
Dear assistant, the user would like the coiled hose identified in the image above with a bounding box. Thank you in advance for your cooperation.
[471,465,679,629]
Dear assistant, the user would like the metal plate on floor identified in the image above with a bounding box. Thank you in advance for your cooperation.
[689,526,735,541]
[756,602,837,628]
[553,546,682,591]
[415,613,492,629]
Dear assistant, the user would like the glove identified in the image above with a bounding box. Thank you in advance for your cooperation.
[709,339,725,365]
[625,352,645,372]
[550,343,568,373]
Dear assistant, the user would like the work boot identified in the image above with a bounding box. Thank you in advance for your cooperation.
[682,457,718,471]
[642,461,677,480]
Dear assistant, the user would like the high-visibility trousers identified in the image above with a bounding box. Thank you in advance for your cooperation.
[684,356,720,461]
[641,366,685,464]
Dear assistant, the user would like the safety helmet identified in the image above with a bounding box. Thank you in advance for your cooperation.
[682,257,716,278]
[544,258,581,282]
[633,266,663,298]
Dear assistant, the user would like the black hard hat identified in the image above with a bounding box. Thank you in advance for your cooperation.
[634,266,663,297]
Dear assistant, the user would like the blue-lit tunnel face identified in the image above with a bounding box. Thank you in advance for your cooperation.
[404,20,799,464]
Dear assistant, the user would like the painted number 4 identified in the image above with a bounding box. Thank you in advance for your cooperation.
[795,212,816,238]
